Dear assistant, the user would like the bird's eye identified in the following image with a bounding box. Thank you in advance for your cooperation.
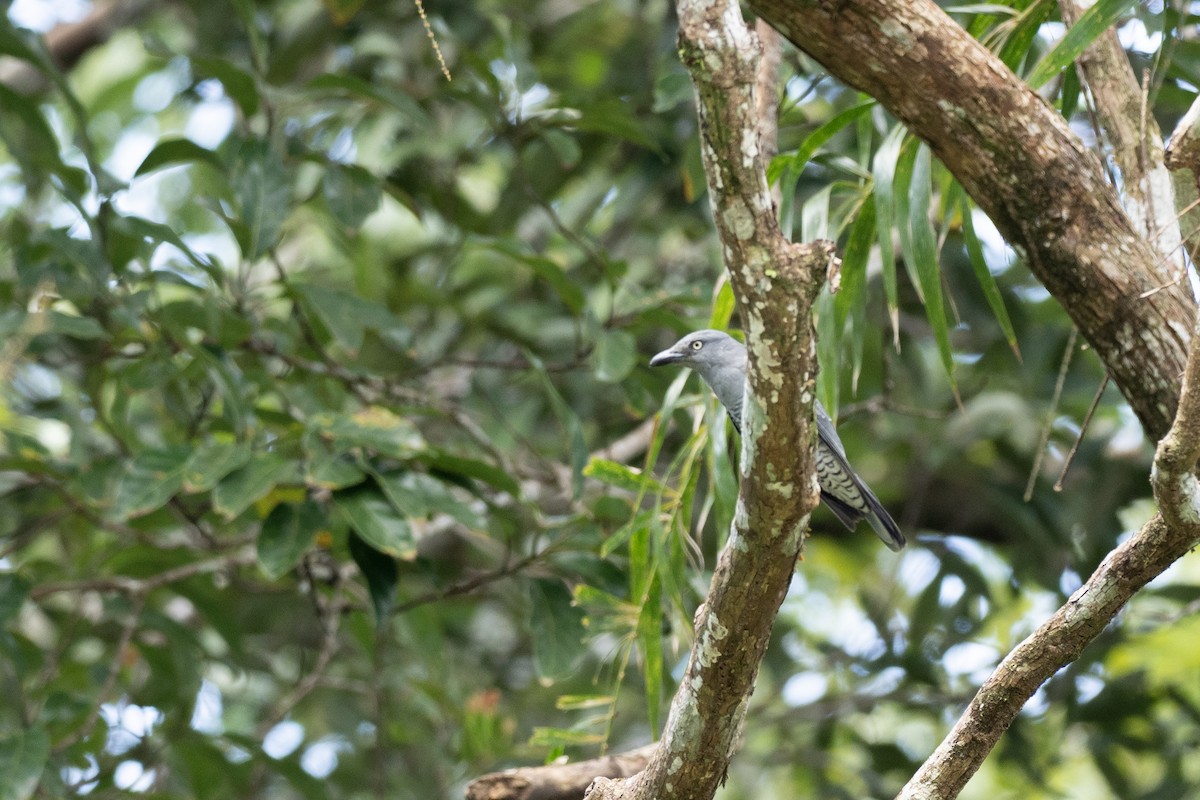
[690,340,703,350]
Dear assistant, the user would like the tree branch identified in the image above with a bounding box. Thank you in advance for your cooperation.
[466,745,656,800]
[747,0,1192,440]
[1058,0,1186,282]
[586,0,825,797]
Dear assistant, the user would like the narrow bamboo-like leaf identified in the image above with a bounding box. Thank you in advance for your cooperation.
[838,194,874,390]
[257,501,323,580]
[768,101,876,185]
[636,574,664,733]
[708,277,735,330]
[816,289,840,418]
[802,184,833,243]
[961,196,1022,359]
[584,458,663,494]
[892,137,922,304]
[871,126,906,346]
[1027,0,1138,89]
[999,0,1054,73]
[910,145,957,393]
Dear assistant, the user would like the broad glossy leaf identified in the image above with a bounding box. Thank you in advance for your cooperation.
[229,139,291,260]
[184,439,252,493]
[308,407,425,460]
[135,138,222,177]
[348,530,398,623]
[213,453,295,520]
[111,446,191,519]
[335,489,416,559]
[192,56,260,117]
[0,727,48,800]
[594,329,636,383]
[257,500,323,579]
[529,578,585,681]
[373,470,483,529]
[292,284,405,354]
[0,573,30,626]
[418,450,520,496]
[323,163,382,229]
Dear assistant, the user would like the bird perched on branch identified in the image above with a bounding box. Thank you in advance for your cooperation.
[650,329,905,551]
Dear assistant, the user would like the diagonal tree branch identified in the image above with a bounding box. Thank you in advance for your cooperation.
[746,0,1192,440]
[586,0,826,797]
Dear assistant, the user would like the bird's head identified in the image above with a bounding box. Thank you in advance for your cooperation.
[649,329,745,372]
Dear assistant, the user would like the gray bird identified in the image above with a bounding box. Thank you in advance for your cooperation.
[650,329,905,551]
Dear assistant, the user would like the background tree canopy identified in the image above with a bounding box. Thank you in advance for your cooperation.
[0,1,1198,798]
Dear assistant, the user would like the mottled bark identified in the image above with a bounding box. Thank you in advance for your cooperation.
[586,0,825,798]
[747,0,1193,440]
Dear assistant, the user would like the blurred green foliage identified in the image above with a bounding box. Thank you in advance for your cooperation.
[0,1,1197,798]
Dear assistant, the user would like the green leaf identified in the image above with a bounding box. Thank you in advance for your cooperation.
[802,184,833,242]
[909,145,956,391]
[44,311,108,341]
[418,451,520,496]
[708,279,735,330]
[768,100,875,185]
[335,489,416,559]
[528,354,589,500]
[229,138,291,260]
[257,500,323,580]
[193,56,261,117]
[961,196,1021,360]
[322,163,383,229]
[1026,0,1138,89]
[487,243,585,314]
[307,407,425,460]
[135,138,222,177]
[636,573,664,732]
[373,470,484,529]
[594,329,636,383]
[837,194,875,390]
[584,458,663,494]
[348,531,398,623]
[111,446,191,519]
[0,727,49,800]
[183,439,253,493]
[213,453,295,520]
[0,573,30,626]
[999,1,1054,73]
[871,125,906,346]
[292,284,405,354]
[529,579,585,682]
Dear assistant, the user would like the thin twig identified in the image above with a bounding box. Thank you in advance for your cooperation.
[1025,328,1077,501]
[1054,374,1109,492]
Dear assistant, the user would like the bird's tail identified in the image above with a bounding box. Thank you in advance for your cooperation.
[862,489,905,552]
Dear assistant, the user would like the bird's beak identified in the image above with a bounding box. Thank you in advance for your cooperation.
[649,347,683,367]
